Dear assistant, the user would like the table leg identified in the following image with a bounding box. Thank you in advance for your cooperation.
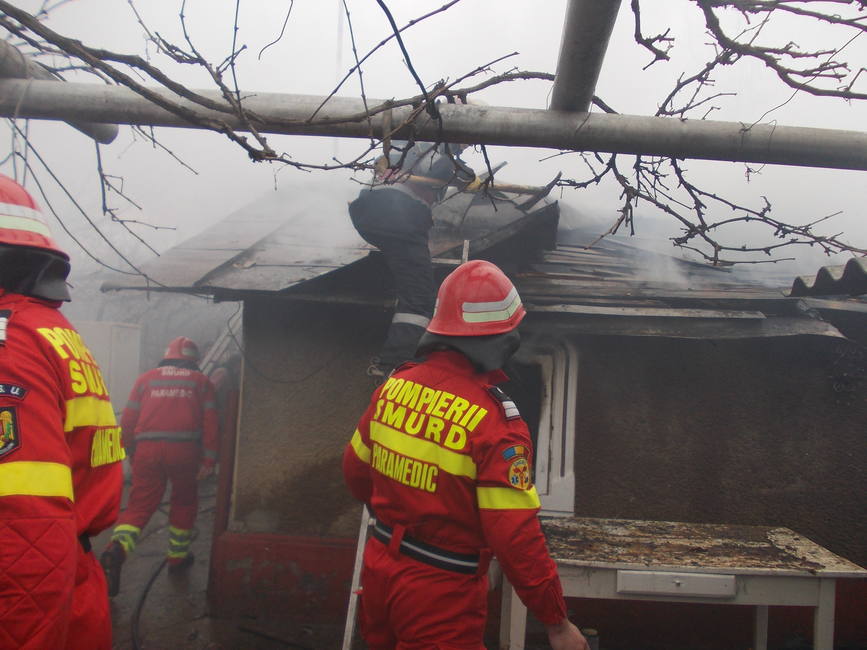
[752,605,768,650]
[499,575,527,650]
[813,578,835,650]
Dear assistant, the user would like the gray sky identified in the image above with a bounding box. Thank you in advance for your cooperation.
[3,0,866,280]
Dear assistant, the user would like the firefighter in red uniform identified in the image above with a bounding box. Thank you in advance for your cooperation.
[0,173,123,649]
[100,336,218,596]
[343,260,588,650]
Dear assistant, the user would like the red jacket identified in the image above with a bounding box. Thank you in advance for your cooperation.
[343,349,567,625]
[0,290,123,648]
[121,365,218,467]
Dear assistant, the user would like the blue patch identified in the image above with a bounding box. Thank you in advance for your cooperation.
[0,383,27,400]
[502,445,528,461]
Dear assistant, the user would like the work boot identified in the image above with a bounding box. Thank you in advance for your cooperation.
[167,552,195,573]
[100,542,126,597]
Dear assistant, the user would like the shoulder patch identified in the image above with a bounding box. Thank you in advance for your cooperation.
[0,384,27,400]
[507,457,531,490]
[0,406,21,458]
[487,386,521,420]
[501,444,528,461]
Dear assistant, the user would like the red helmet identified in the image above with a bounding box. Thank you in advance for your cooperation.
[163,336,200,362]
[0,173,68,259]
[427,260,526,337]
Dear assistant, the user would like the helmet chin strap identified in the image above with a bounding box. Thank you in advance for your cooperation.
[416,329,521,372]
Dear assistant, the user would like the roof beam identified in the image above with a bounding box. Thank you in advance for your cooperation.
[1,79,866,171]
[0,41,117,144]
[550,0,622,112]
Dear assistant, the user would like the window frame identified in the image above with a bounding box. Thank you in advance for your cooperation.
[520,338,578,516]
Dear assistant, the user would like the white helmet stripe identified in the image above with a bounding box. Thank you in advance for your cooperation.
[0,201,47,223]
[462,288,522,324]
[0,211,51,237]
[462,287,519,313]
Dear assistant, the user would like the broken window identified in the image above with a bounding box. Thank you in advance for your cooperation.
[504,339,577,516]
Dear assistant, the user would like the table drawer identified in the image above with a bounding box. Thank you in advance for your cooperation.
[616,570,736,598]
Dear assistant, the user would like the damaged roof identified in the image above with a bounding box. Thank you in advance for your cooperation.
[102,177,550,296]
[102,177,867,342]
[509,228,854,340]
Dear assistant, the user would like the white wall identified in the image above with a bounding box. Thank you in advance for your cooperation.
[72,320,141,413]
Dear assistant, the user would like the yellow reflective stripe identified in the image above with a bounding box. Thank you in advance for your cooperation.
[167,549,189,559]
[370,421,477,479]
[113,524,141,535]
[111,524,140,552]
[0,461,74,500]
[350,429,371,464]
[64,396,117,432]
[168,525,192,538]
[477,485,541,510]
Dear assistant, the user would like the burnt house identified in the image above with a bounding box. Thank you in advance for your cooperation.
[105,176,867,649]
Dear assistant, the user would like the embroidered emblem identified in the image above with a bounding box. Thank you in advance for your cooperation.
[487,386,521,420]
[0,383,27,400]
[0,407,21,458]
[508,457,531,490]
[502,445,527,461]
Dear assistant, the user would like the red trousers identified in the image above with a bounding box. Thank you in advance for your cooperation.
[66,547,112,650]
[118,440,200,530]
[359,537,488,650]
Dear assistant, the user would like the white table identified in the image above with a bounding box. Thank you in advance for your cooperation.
[499,517,867,650]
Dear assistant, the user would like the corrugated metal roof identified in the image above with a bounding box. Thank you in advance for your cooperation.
[789,257,867,297]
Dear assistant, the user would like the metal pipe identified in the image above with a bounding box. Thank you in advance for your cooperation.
[1,79,866,171]
[550,0,622,112]
[0,40,118,144]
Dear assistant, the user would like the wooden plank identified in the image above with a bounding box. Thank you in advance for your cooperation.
[526,315,844,339]
[517,279,783,301]
[529,304,767,319]
[801,297,867,315]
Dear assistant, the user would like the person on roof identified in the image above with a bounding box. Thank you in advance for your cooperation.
[0,172,123,649]
[349,121,477,379]
[342,260,589,649]
[100,337,218,596]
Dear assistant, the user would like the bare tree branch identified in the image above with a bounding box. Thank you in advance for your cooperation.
[3,0,865,270]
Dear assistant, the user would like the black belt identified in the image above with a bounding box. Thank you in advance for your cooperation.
[78,534,92,553]
[371,521,480,575]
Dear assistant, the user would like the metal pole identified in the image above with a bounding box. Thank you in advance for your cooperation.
[0,41,118,144]
[1,79,866,171]
[550,0,622,112]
